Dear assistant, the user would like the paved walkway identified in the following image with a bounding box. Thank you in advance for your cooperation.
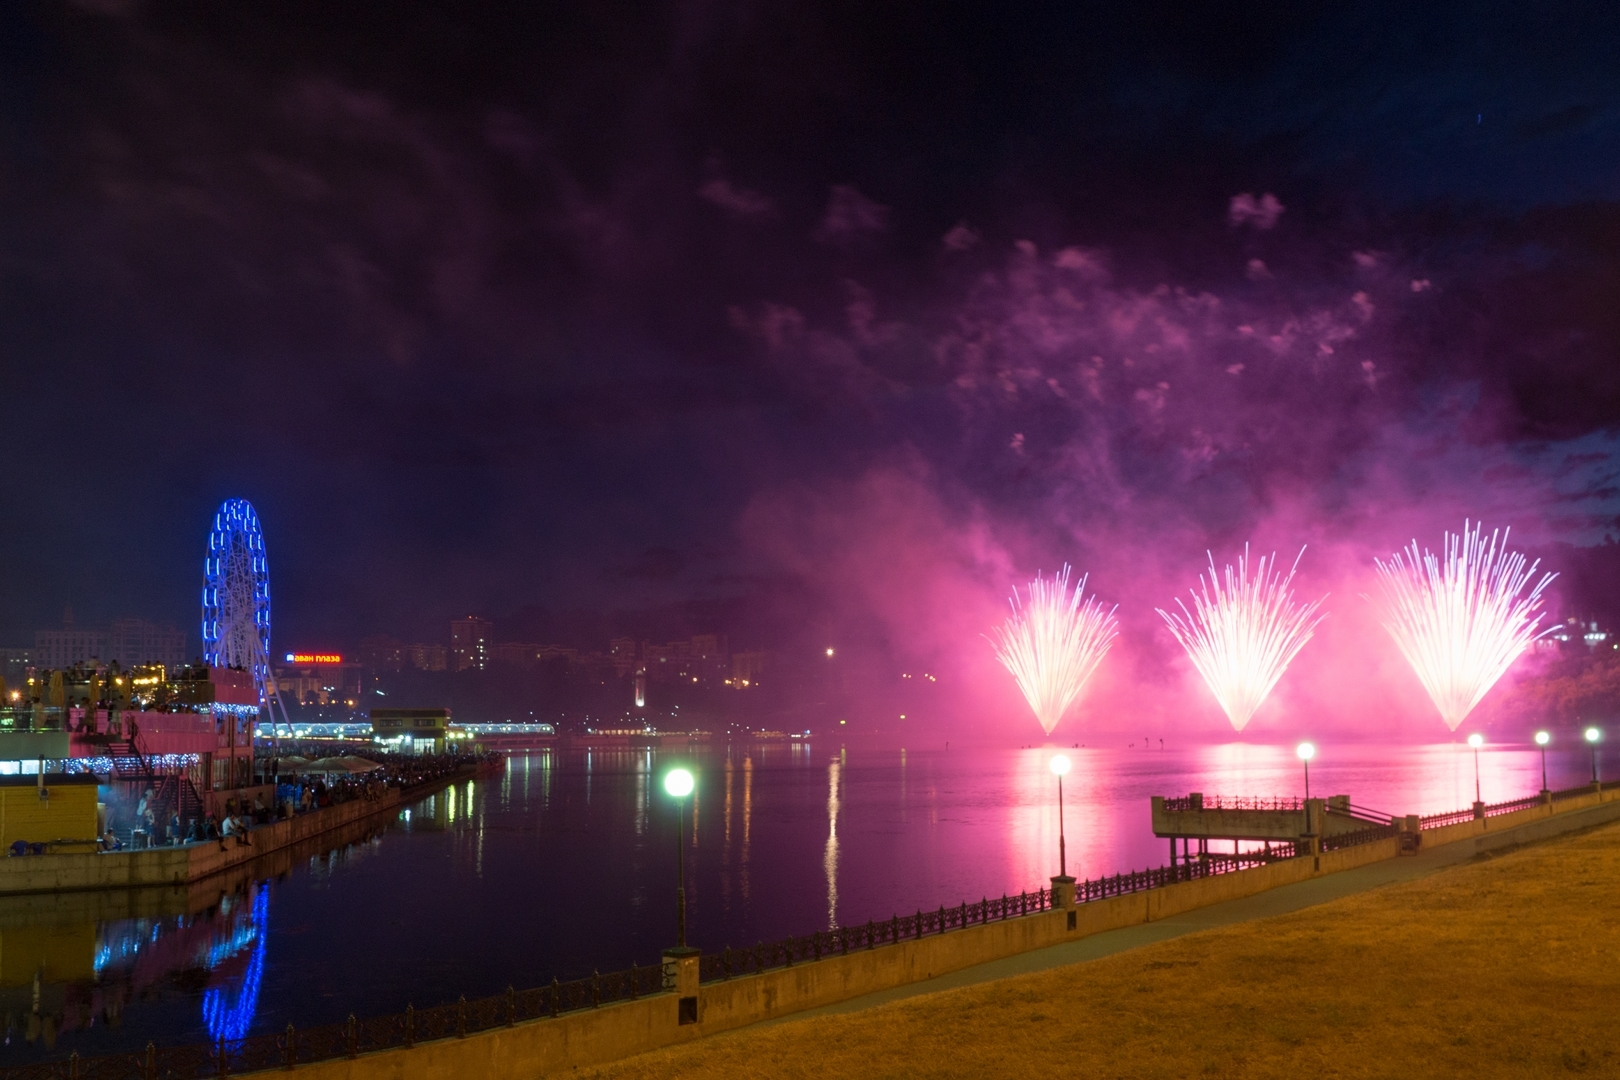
[757,796,1620,1028]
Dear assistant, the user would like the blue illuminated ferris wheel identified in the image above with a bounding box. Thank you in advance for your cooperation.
[201,499,273,703]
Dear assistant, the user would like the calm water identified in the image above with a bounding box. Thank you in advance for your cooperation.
[4,737,1613,1062]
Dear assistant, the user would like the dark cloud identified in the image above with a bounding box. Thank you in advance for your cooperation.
[0,0,1616,678]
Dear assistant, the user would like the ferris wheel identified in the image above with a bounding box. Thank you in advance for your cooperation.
[202,499,274,694]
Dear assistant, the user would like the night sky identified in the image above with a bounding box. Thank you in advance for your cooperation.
[2,3,1619,720]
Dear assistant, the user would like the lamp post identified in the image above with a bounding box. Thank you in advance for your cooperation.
[1535,731,1550,794]
[1296,742,1315,801]
[664,767,695,948]
[1586,727,1603,785]
[1467,733,1484,805]
[1049,754,1071,879]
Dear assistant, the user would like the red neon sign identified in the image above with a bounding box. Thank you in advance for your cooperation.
[285,653,343,664]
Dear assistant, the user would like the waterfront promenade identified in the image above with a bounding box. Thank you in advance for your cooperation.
[0,756,493,896]
[587,814,1620,1079]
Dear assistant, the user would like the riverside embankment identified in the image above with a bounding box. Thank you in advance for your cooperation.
[0,765,484,896]
[589,796,1620,1080]
[86,779,1613,1080]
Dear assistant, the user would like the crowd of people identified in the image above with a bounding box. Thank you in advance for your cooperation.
[91,749,501,853]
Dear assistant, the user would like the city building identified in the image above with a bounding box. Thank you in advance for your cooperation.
[731,650,769,687]
[108,618,187,669]
[0,648,33,689]
[271,653,362,706]
[610,637,638,676]
[35,628,106,669]
[410,643,449,671]
[33,612,185,670]
[363,635,450,672]
[451,617,494,671]
[370,708,451,754]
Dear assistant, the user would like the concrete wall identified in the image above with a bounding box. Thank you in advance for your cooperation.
[249,785,1620,1080]
[0,787,405,894]
[0,781,98,849]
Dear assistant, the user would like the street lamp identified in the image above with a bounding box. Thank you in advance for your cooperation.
[1585,727,1603,785]
[664,767,695,948]
[1296,742,1315,801]
[1049,754,1071,878]
[1535,731,1550,793]
[1467,733,1484,805]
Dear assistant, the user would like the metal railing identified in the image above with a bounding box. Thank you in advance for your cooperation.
[1319,822,1398,851]
[0,963,666,1079]
[700,842,1305,984]
[1417,806,1479,828]
[1159,795,1305,812]
[1333,803,1397,826]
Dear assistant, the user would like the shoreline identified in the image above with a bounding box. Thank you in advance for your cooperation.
[0,764,487,897]
[208,782,1620,1079]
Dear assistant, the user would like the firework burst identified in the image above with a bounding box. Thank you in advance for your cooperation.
[1158,547,1327,732]
[1370,521,1555,731]
[991,565,1119,735]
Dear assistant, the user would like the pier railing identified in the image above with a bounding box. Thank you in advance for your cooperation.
[1418,782,1610,828]
[1158,794,1304,812]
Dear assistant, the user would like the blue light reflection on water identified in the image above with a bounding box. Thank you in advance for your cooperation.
[201,885,269,1046]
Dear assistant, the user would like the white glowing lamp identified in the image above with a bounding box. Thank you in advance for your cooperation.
[1586,727,1602,744]
[1467,733,1484,749]
[1049,754,1072,777]
[664,768,694,798]
[1535,731,1550,746]
[1295,742,1316,762]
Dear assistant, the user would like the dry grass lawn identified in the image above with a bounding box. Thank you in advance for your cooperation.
[584,822,1620,1079]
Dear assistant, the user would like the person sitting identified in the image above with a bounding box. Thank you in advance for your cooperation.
[188,817,206,843]
[204,814,221,841]
[253,793,267,824]
[235,813,252,846]
[168,812,181,846]
[12,839,30,857]
[99,829,122,852]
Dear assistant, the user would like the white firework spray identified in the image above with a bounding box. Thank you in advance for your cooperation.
[1158,546,1327,732]
[991,565,1119,735]
[1370,521,1555,731]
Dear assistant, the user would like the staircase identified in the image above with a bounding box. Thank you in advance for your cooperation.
[149,773,204,837]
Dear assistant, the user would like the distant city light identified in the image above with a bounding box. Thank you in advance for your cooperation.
[664,768,694,798]
[1049,753,1071,776]
[285,653,343,664]
[1296,741,1316,761]
[826,647,835,657]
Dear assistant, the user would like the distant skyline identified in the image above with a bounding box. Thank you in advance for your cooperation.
[3,4,1619,733]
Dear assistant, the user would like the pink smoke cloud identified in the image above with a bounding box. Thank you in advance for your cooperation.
[816,184,889,244]
[698,177,776,217]
[1228,191,1285,229]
